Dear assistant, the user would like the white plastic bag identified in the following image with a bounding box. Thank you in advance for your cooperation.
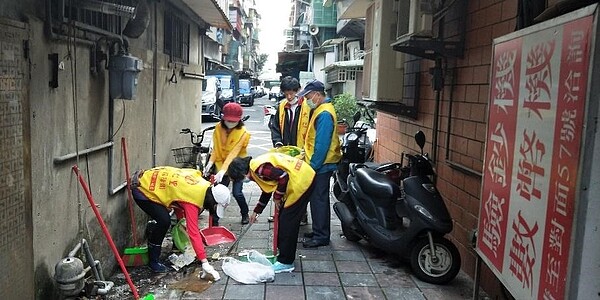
[221,250,275,284]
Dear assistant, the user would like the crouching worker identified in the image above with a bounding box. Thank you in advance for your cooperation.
[131,166,230,279]
[228,153,315,273]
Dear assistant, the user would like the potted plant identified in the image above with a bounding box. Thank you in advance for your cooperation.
[332,93,359,134]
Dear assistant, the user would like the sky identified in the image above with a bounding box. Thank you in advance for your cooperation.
[254,0,292,79]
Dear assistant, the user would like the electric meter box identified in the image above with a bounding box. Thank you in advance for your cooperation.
[109,54,143,100]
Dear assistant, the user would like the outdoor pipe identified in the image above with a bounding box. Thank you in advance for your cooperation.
[107,96,127,195]
[72,165,140,300]
[53,142,114,164]
[152,0,158,167]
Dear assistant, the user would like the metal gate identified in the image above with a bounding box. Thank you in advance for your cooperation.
[0,18,33,299]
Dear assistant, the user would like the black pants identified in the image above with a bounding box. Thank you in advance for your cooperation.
[132,188,170,246]
[277,183,314,264]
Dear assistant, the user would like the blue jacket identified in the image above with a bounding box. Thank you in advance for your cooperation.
[309,98,338,174]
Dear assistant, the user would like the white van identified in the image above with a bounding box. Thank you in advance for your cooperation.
[202,76,221,117]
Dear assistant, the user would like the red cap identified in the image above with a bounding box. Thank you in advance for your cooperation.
[222,102,243,122]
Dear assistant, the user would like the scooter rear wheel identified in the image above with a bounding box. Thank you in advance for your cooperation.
[409,236,460,285]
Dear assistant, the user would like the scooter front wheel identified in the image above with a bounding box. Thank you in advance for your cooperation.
[341,224,361,242]
[409,236,460,285]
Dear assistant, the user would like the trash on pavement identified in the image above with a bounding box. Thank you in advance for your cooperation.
[222,250,274,284]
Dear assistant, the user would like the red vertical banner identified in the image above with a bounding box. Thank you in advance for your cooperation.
[477,39,522,270]
[538,16,592,299]
[477,11,594,300]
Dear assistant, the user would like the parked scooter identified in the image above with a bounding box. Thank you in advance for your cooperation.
[332,131,461,284]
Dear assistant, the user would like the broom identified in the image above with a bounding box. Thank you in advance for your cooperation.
[121,137,149,266]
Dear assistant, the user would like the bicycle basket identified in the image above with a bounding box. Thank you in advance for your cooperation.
[171,147,200,165]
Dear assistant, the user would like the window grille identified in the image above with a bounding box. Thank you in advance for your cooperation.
[164,9,190,64]
[326,67,362,84]
[52,0,134,36]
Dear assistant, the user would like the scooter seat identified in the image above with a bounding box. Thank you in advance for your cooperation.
[355,167,400,199]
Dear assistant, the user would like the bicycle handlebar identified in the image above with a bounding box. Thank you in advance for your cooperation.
[179,126,216,147]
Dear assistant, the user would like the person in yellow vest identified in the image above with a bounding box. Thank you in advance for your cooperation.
[203,102,252,225]
[131,166,230,278]
[296,79,342,248]
[228,152,316,274]
[267,76,311,225]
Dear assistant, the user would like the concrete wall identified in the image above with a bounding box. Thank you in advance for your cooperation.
[0,0,205,297]
[374,0,518,297]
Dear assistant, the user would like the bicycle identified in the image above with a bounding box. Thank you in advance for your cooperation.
[171,126,216,173]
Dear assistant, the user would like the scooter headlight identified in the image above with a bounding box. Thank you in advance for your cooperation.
[414,204,433,220]
[346,132,359,142]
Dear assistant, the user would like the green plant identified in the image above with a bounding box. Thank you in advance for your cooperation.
[332,93,359,127]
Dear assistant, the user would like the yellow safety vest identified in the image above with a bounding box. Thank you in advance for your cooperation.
[278,99,311,148]
[249,152,315,208]
[137,167,211,208]
[211,123,250,170]
[304,103,342,164]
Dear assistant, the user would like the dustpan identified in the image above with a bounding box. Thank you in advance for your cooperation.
[200,215,237,246]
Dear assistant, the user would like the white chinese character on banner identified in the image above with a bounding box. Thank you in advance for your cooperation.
[482,191,505,256]
[563,71,582,103]
[548,218,565,255]
[554,169,569,217]
[545,253,561,293]
[488,123,509,187]
[494,50,518,112]
[566,31,584,63]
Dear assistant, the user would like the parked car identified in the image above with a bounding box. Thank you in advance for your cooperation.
[237,79,254,106]
[201,76,221,118]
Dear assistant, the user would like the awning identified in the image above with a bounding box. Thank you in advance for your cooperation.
[338,0,372,19]
[321,37,348,47]
[182,0,233,31]
[322,59,363,71]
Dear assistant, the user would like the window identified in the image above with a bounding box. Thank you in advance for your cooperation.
[164,9,190,64]
[52,0,135,36]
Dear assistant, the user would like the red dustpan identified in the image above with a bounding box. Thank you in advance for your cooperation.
[200,215,236,246]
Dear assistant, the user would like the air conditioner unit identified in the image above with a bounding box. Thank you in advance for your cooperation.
[346,41,361,60]
[396,0,433,39]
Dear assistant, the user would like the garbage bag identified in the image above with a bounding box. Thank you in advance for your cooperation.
[269,145,302,158]
[221,250,275,284]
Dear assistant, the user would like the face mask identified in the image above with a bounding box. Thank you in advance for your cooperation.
[288,97,298,105]
[224,121,238,129]
[306,96,318,109]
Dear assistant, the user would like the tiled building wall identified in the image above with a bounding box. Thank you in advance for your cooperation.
[375,0,518,297]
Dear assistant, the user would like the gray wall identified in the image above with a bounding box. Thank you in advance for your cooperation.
[0,0,205,297]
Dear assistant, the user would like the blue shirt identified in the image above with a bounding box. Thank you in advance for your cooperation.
[309,98,338,174]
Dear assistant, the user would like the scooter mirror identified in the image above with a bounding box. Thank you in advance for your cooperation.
[353,111,361,124]
[415,131,426,153]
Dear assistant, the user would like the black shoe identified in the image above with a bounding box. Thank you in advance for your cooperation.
[212,220,219,227]
[303,232,314,238]
[303,239,329,248]
[241,214,249,225]
[147,243,168,273]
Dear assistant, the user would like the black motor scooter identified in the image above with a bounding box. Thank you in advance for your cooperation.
[333,131,461,284]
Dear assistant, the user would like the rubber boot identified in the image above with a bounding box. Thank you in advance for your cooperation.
[148,242,168,273]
